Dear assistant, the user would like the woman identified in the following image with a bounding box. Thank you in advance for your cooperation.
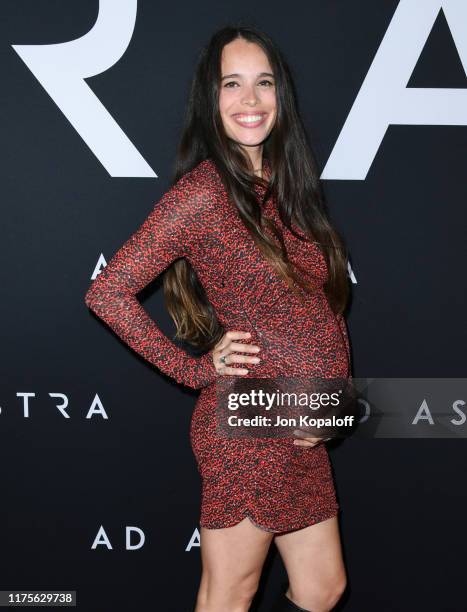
[85,26,351,612]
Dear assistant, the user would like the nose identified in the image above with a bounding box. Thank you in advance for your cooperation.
[241,83,259,106]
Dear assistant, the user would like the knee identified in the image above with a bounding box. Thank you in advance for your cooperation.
[234,574,260,606]
[289,570,347,612]
[196,571,259,611]
[325,571,347,609]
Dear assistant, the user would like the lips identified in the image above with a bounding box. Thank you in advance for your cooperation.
[232,113,267,128]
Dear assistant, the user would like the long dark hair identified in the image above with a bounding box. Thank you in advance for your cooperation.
[163,25,350,352]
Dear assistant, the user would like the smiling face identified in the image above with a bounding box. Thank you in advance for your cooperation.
[218,38,277,168]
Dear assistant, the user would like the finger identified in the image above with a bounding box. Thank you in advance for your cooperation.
[223,353,261,365]
[218,365,249,376]
[293,430,328,443]
[293,437,321,447]
[214,337,230,352]
[225,330,252,341]
[228,341,261,354]
[293,430,321,442]
[293,439,318,447]
[215,331,252,353]
[215,352,247,373]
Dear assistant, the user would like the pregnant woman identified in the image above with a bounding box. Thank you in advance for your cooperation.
[85,26,352,612]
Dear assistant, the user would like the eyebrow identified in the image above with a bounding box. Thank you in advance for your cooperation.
[221,72,275,80]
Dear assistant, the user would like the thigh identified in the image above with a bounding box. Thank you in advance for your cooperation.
[200,516,274,586]
[274,516,346,589]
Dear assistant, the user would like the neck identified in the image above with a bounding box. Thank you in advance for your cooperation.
[241,145,263,178]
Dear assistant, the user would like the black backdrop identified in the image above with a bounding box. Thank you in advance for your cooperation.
[2,1,466,611]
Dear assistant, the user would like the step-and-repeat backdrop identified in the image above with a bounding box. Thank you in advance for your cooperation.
[2,1,466,610]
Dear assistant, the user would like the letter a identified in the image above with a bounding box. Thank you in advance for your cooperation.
[322,0,467,180]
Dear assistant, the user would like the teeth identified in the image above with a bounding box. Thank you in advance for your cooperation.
[236,114,264,123]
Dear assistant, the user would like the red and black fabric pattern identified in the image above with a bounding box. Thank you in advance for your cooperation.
[85,157,352,533]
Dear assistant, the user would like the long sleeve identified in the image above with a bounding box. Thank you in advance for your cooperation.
[84,174,219,390]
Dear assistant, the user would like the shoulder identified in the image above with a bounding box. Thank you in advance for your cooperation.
[173,158,224,200]
[150,159,225,236]
[152,158,225,224]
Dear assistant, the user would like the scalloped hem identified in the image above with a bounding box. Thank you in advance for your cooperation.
[199,506,340,534]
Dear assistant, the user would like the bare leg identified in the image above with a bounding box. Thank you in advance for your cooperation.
[195,516,275,612]
[273,516,346,612]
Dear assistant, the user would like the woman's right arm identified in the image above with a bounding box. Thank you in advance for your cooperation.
[84,175,219,390]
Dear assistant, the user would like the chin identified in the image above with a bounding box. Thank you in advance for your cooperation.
[230,129,273,147]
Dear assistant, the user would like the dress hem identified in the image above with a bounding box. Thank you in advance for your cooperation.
[199,505,340,534]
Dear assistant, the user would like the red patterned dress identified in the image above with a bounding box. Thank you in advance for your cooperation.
[85,157,351,533]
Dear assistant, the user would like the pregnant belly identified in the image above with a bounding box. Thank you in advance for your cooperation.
[242,292,349,379]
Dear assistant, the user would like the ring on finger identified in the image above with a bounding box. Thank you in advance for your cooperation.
[219,354,228,365]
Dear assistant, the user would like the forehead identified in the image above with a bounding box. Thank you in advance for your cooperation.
[221,39,272,74]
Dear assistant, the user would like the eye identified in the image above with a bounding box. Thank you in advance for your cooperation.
[223,80,275,88]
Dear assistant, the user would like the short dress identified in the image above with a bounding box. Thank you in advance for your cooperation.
[84,157,351,533]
